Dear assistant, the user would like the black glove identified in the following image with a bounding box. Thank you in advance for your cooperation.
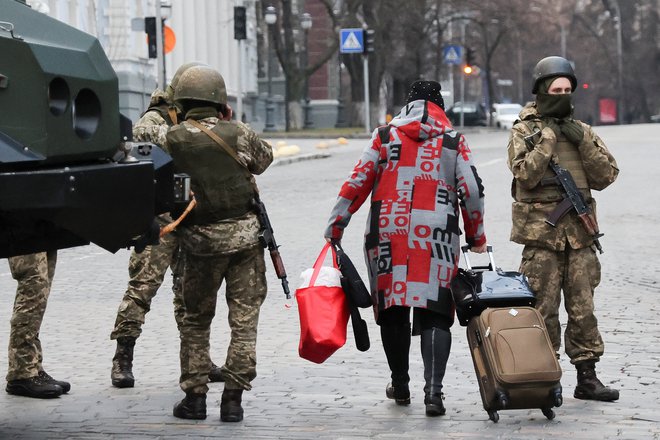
[542,117,561,139]
[560,119,584,145]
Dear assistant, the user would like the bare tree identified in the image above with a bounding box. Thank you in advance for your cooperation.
[266,0,340,130]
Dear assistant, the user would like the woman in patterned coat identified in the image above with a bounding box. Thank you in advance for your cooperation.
[325,80,487,416]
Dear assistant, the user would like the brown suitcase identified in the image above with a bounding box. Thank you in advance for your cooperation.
[467,306,563,422]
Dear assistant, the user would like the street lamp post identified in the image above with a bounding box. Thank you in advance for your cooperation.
[612,0,624,123]
[264,6,277,132]
[300,12,313,129]
[335,60,347,128]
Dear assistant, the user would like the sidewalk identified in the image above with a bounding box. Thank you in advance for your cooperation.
[1,125,657,439]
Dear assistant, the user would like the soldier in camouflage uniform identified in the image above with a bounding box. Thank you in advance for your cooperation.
[507,56,619,402]
[5,251,70,398]
[163,65,273,422]
[110,62,223,388]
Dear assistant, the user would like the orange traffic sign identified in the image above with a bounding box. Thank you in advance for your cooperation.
[163,25,176,54]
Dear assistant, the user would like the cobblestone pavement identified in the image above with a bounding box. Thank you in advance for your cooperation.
[0,125,658,439]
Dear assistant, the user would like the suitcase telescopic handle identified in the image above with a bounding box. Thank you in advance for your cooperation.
[460,244,496,271]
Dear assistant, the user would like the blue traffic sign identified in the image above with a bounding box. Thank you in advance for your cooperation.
[443,45,463,65]
[340,28,364,54]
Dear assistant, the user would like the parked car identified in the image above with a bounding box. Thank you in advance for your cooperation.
[491,103,523,129]
[446,102,488,127]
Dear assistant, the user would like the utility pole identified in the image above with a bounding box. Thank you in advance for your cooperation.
[362,27,375,134]
[460,20,466,128]
[234,4,247,122]
[155,2,165,89]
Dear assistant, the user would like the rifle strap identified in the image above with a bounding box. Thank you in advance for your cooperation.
[168,107,178,125]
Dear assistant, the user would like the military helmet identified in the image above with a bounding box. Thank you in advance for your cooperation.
[173,65,227,106]
[531,56,577,94]
[166,61,207,101]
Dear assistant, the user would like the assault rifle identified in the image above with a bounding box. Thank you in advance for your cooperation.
[252,195,291,298]
[523,130,604,253]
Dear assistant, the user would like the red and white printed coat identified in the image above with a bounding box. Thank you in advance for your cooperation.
[324,100,486,320]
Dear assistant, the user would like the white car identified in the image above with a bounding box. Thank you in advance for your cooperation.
[491,103,523,129]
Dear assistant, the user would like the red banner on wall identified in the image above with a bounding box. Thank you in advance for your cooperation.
[599,98,618,124]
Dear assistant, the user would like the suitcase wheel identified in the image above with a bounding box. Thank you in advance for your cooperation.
[488,410,499,423]
[496,391,509,408]
[542,408,555,420]
[552,388,563,407]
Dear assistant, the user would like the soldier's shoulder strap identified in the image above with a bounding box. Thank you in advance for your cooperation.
[143,104,177,126]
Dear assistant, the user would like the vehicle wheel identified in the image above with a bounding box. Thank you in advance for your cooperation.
[488,410,499,423]
[542,408,555,420]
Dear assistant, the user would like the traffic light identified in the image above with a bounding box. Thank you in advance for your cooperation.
[463,65,473,75]
[234,6,247,40]
[363,28,375,54]
[144,17,157,59]
[466,47,475,67]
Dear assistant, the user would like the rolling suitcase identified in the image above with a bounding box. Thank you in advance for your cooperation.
[455,246,562,422]
[467,306,563,422]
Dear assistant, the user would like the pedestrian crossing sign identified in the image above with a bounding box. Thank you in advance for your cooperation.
[340,28,364,53]
[443,45,463,65]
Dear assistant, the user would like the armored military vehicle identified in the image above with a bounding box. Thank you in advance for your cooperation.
[0,0,183,258]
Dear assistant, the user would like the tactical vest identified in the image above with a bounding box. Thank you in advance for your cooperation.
[167,121,255,224]
[515,121,592,203]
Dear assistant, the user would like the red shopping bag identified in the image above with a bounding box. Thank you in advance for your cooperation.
[296,243,350,364]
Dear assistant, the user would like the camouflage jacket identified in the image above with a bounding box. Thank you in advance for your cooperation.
[132,89,174,224]
[132,89,175,144]
[507,103,619,251]
[164,109,273,255]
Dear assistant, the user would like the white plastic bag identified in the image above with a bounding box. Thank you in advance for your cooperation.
[299,266,342,289]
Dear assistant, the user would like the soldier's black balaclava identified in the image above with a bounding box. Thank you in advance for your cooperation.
[406,80,445,110]
[536,76,573,119]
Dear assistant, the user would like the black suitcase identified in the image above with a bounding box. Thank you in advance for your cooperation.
[451,245,536,326]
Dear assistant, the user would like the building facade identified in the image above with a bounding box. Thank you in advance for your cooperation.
[27,0,264,125]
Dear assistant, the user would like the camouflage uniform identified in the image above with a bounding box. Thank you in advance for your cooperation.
[6,251,56,381]
[110,89,184,340]
[507,103,619,364]
[164,108,273,394]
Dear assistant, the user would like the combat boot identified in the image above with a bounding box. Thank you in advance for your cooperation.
[111,336,135,388]
[6,375,63,399]
[574,360,619,401]
[220,388,244,422]
[209,362,225,382]
[38,370,71,393]
[173,392,207,420]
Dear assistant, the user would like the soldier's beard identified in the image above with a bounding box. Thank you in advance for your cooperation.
[536,93,573,119]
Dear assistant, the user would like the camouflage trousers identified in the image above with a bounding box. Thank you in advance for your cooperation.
[6,251,57,381]
[519,245,604,364]
[110,217,183,340]
[178,246,267,394]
